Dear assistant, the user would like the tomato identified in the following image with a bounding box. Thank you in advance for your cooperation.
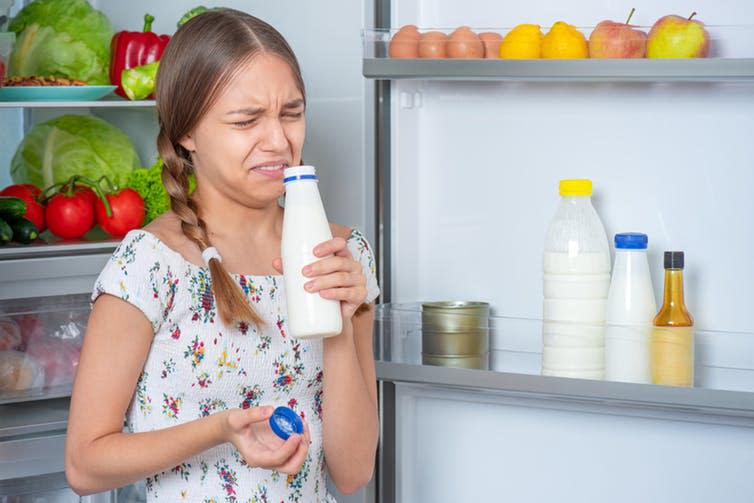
[0,184,46,232]
[95,188,145,238]
[46,191,95,239]
[74,185,98,207]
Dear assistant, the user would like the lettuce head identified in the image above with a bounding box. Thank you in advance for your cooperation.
[11,115,140,189]
[8,0,114,84]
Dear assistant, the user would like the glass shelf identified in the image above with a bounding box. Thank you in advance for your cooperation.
[374,303,754,419]
[0,98,155,109]
[362,57,754,81]
[362,26,754,81]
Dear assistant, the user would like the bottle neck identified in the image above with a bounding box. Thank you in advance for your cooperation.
[561,195,591,204]
[655,268,693,326]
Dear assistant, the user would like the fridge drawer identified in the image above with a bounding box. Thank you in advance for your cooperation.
[0,294,90,404]
[0,471,120,502]
[0,432,65,481]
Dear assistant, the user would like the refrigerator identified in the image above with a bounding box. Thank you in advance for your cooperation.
[367,0,754,502]
[0,0,373,501]
[2,0,754,502]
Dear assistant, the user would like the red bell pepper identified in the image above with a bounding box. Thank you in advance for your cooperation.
[109,13,170,99]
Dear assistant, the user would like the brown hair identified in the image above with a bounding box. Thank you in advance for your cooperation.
[155,9,306,327]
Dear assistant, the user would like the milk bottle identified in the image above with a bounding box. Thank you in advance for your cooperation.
[604,233,657,384]
[542,179,610,379]
[281,166,343,339]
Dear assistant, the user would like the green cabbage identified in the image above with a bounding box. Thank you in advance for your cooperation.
[11,115,140,190]
[8,0,114,84]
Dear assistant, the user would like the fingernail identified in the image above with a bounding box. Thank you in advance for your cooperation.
[305,282,314,291]
[302,265,311,276]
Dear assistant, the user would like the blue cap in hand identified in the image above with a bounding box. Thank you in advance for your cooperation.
[269,406,304,440]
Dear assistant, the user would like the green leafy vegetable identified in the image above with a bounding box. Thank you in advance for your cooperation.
[11,115,140,190]
[8,0,114,84]
[126,157,196,224]
[177,6,209,27]
[177,6,226,27]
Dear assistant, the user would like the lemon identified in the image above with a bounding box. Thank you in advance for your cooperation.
[542,21,588,59]
[499,24,543,59]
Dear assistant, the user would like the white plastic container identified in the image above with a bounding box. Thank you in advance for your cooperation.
[542,179,610,379]
[281,166,343,339]
[605,233,657,383]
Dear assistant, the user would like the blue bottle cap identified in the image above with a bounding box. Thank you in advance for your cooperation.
[614,232,648,250]
[269,406,304,440]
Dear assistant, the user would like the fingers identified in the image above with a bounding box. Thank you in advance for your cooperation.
[312,236,348,258]
[276,420,311,474]
[276,434,309,474]
[227,406,274,433]
[256,434,304,470]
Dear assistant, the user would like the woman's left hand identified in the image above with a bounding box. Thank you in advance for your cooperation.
[273,237,367,320]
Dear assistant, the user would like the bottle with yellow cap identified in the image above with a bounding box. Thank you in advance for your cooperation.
[542,179,611,379]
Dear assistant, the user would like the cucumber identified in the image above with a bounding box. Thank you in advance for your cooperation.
[8,218,39,244]
[0,218,12,245]
[0,196,27,220]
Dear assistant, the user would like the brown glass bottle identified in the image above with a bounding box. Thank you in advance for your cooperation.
[651,251,694,386]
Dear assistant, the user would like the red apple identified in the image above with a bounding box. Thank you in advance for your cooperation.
[647,12,709,58]
[588,9,647,58]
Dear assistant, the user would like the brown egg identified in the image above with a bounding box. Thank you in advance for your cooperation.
[479,32,503,58]
[447,26,484,59]
[389,24,421,58]
[419,31,448,58]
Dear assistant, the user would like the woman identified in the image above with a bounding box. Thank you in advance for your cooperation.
[65,9,379,502]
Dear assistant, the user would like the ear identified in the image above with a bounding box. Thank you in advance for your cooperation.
[179,133,196,153]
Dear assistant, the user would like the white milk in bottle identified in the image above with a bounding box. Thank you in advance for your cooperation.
[542,179,611,379]
[281,166,342,339]
[605,233,657,383]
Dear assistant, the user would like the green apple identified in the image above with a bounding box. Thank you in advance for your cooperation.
[647,12,710,58]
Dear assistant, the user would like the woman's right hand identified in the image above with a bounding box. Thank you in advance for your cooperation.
[223,406,310,475]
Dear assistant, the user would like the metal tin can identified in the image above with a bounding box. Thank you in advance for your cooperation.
[421,301,490,369]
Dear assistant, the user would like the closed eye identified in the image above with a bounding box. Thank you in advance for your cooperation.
[231,118,258,128]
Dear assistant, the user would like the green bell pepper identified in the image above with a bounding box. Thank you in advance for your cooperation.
[121,60,159,101]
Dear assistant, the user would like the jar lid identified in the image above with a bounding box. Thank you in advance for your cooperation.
[559,179,592,196]
[269,406,304,440]
[614,232,648,249]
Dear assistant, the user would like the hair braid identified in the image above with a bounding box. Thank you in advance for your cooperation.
[157,129,264,327]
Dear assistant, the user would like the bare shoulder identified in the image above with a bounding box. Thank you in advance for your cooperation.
[144,211,202,263]
[329,223,353,241]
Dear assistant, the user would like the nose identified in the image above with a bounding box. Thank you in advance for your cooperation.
[259,117,288,152]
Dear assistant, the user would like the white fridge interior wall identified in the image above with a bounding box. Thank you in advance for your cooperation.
[389,0,754,337]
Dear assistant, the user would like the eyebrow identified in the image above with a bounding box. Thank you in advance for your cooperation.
[226,99,305,116]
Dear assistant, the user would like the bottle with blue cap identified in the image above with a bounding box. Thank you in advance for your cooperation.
[281,165,343,339]
[604,232,657,383]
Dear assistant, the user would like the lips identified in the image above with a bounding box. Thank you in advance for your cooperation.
[250,162,288,179]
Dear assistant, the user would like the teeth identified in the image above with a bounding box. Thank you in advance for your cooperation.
[255,164,285,171]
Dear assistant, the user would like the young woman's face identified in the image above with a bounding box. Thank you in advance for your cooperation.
[181,53,305,206]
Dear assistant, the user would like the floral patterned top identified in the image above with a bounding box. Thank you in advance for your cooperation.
[92,228,379,503]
